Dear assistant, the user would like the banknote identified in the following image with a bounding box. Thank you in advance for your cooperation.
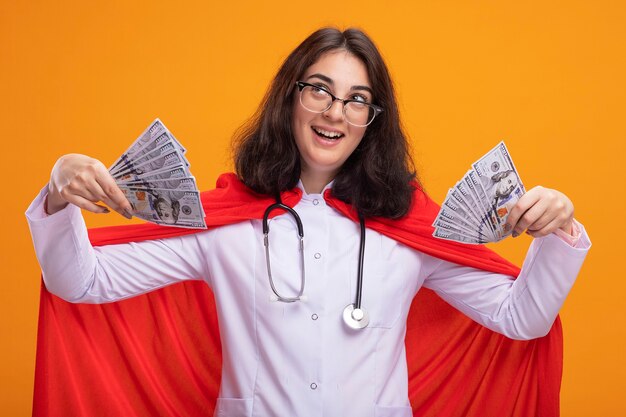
[453,181,491,233]
[108,119,168,173]
[432,141,525,244]
[432,217,486,240]
[110,133,179,175]
[119,187,206,228]
[447,188,496,240]
[466,170,499,234]
[443,189,481,229]
[471,141,525,236]
[118,176,198,191]
[109,120,186,173]
[112,148,188,179]
[463,175,500,240]
[490,184,525,238]
[433,228,484,245]
[109,119,205,229]
[115,164,187,184]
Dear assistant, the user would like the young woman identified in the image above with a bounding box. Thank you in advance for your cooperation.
[27,28,590,416]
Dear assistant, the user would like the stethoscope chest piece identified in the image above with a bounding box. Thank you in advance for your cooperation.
[343,304,369,329]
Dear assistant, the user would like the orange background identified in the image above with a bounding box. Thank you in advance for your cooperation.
[1,1,624,415]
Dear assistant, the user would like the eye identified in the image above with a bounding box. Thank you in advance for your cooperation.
[350,93,369,103]
[310,83,331,96]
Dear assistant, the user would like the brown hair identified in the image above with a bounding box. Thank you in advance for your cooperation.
[233,27,418,218]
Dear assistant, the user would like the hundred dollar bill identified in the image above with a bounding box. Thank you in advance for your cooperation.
[447,188,494,240]
[466,170,498,228]
[433,141,526,244]
[452,181,493,237]
[433,228,484,245]
[109,119,167,172]
[119,187,206,229]
[442,190,481,229]
[433,217,486,239]
[109,120,186,173]
[112,148,189,179]
[109,118,204,229]
[462,174,498,236]
[115,164,187,183]
[118,176,198,191]
[110,133,187,176]
[490,184,525,239]
[471,141,525,236]
[463,174,500,240]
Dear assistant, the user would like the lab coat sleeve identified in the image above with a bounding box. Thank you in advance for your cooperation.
[422,220,591,340]
[25,186,215,304]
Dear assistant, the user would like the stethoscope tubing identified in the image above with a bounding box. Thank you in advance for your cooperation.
[262,202,304,237]
[262,198,368,328]
[263,202,306,303]
[354,215,366,310]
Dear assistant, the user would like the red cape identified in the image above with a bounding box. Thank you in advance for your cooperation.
[33,173,562,416]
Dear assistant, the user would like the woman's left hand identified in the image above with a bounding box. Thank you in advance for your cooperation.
[505,186,574,238]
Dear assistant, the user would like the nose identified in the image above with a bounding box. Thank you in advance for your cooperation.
[323,99,344,122]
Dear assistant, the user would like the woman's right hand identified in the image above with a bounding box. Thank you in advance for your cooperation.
[47,154,133,218]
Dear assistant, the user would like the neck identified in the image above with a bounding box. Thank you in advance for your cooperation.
[300,170,335,194]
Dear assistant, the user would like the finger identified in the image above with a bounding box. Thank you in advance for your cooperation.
[65,180,103,204]
[61,179,107,205]
[87,180,133,219]
[63,173,118,206]
[512,197,551,236]
[62,192,110,214]
[521,188,574,236]
[505,187,542,231]
[58,163,110,203]
[94,167,133,214]
[527,217,564,238]
[525,209,554,233]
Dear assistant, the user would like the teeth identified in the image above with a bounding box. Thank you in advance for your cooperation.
[313,127,343,139]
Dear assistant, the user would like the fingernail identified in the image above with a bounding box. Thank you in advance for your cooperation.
[525,230,531,235]
[512,231,519,238]
[123,209,133,219]
[102,208,110,214]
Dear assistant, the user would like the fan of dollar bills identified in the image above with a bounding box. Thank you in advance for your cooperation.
[109,119,207,229]
[432,141,525,244]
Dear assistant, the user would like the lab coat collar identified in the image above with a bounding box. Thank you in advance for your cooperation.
[296,179,334,201]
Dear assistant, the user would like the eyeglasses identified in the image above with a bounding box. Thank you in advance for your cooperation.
[295,81,383,127]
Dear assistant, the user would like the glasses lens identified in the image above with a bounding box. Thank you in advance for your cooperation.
[344,102,374,127]
[300,86,331,113]
[299,84,378,127]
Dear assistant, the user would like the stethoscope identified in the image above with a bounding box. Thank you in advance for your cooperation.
[262,198,369,330]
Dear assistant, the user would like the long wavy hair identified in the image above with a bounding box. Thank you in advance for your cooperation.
[233,27,418,219]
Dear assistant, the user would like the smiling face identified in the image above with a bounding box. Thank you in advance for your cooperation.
[292,50,371,192]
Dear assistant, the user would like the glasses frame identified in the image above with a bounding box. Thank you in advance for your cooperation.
[295,81,384,127]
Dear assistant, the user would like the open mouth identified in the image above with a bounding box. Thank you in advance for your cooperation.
[312,126,344,140]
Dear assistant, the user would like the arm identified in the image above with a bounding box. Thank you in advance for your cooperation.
[423,222,590,340]
[26,186,212,304]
